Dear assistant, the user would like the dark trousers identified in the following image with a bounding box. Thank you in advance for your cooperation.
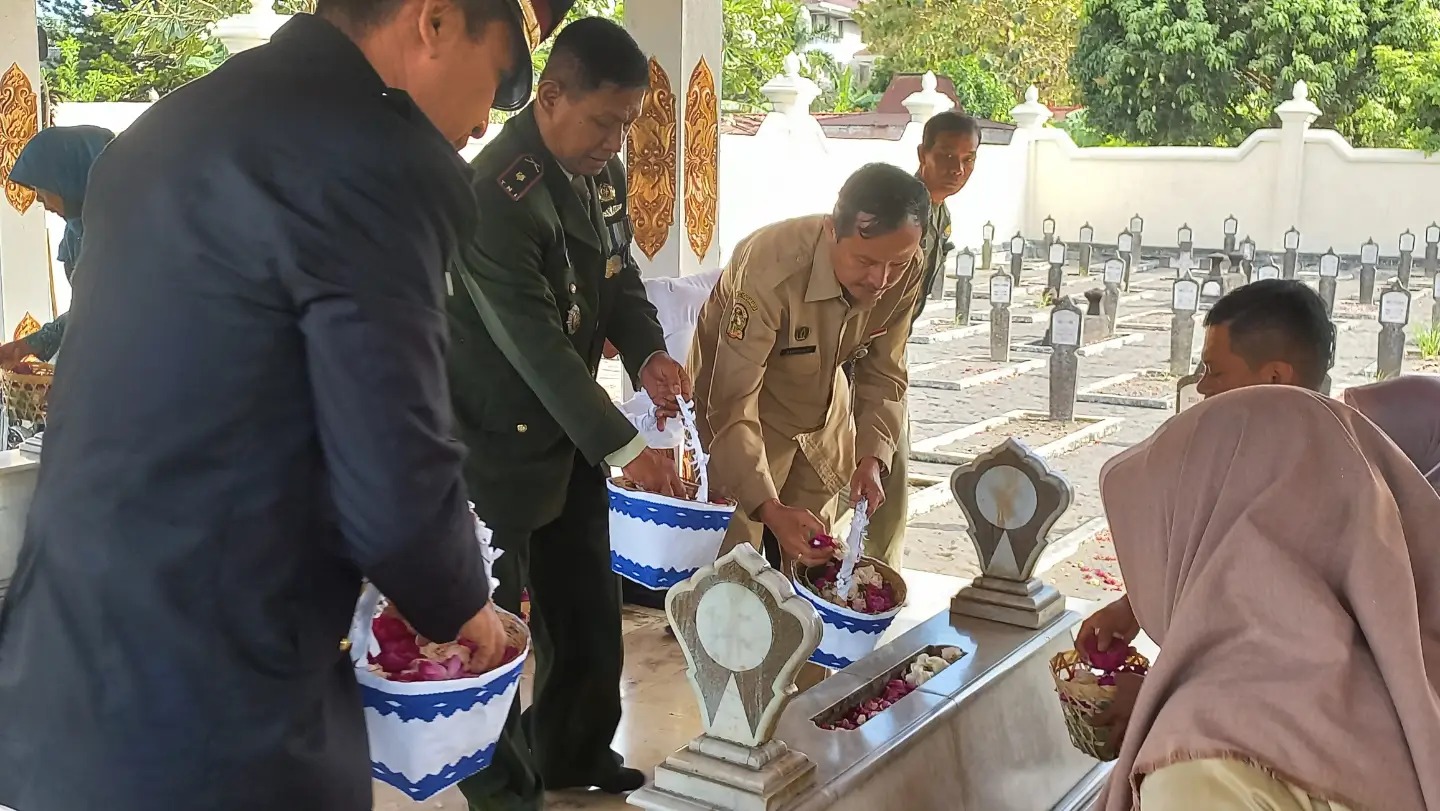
[459,454,625,811]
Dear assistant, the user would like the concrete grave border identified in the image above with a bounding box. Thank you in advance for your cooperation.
[1011,331,1146,358]
[1112,308,1172,332]
[908,321,990,345]
[1076,370,1177,410]
[909,409,1124,466]
[909,357,1046,391]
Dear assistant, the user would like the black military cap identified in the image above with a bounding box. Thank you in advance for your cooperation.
[494,0,577,112]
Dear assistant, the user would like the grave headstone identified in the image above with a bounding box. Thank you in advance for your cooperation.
[1117,230,1134,291]
[1170,273,1200,377]
[1077,223,1095,276]
[1377,278,1411,379]
[1198,263,1225,312]
[989,270,1013,362]
[1398,229,1416,288]
[1046,239,1067,299]
[1042,215,1057,257]
[1127,214,1144,291]
[1082,288,1106,343]
[1177,223,1193,257]
[1256,263,1281,282]
[1047,298,1082,422]
[1281,228,1300,280]
[1241,236,1258,280]
[1174,368,1204,413]
[1426,223,1439,283]
[1318,248,1340,315]
[1360,238,1380,305]
[1009,233,1026,286]
[949,439,1069,629]
[1101,257,1123,335]
[953,248,976,326]
[1177,247,1195,278]
[1432,272,1440,330]
[633,543,821,811]
[1222,214,1239,254]
[981,221,995,271]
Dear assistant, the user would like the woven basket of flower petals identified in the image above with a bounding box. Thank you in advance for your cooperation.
[2,361,54,424]
[1050,647,1150,762]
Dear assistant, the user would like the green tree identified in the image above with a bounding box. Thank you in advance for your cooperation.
[857,0,1082,106]
[1072,0,1440,147]
[722,0,807,110]
[865,55,1014,121]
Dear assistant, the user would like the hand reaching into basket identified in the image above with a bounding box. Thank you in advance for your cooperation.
[1076,594,1140,663]
[458,602,508,674]
[759,499,833,568]
[622,447,686,499]
[0,338,33,371]
[638,352,692,430]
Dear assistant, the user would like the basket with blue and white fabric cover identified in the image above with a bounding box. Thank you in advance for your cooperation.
[347,510,529,800]
[608,399,736,590]
[794,556,907,670]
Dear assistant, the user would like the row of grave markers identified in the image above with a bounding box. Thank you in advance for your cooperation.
[1030,271,1426,419]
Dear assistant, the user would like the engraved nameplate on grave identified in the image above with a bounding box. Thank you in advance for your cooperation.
[981,221,995,272]
[1360,238,1380,305]
[1126,214,1144,291]
[1256,263,1281,282]
[1175,368,1204,413]
[1377,279,1411,379]
[1282,228,1300,280]
[1431,272,1440,330]
[1042,215,1056,256]
[1399,230,1416,288]
[953,248,976,326]
[1426,223,1439,282]
[1241,236,1257,281]
[1170,274,1200,377]
[1117,230,1134,292]
[1009,234,1026,286]
[1318,249,1340,315]
[1048,299,1082,421]
[1101,258,1123,336]
[1077,223,1094,276]
[950,439,1069,629]
[1222,214,1239,254]
[1047,239,1067,299]
[989,270,1013,362]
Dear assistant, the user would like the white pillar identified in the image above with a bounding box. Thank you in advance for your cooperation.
[899,70,954,145]
[1272,81,1319,252]
[624,0,723,278]
[0,1,53,338]
[1009,86,1052,242]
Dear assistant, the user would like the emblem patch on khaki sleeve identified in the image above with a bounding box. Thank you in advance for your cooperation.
[497,155,544,201]
[794,326,809,341]
[726,302,750,341]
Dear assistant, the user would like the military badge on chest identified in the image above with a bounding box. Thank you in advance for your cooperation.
[566,303,582,335]
[598,183,623,220]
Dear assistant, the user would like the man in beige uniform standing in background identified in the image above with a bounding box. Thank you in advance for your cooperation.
[689,163,930,571]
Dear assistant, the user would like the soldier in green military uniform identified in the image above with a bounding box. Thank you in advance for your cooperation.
[446,17,689,811]
[865,111,982,569]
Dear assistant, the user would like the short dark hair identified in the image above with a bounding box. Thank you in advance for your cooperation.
[1204,279,1334,389]
[921,111,982,151]
[832,163,930,239]
[315,0,509,37]
[539,17,648,95]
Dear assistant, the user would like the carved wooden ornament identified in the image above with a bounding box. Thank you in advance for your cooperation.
[0,63,38,215]
[683,57,718,262]
[626,57,677,261]
[12,312,40,342]
[666,543,821,748]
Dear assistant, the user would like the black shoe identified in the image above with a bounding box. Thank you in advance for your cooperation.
[550,767,646,795]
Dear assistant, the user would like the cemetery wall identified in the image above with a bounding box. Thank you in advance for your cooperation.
[52,79,1440,274]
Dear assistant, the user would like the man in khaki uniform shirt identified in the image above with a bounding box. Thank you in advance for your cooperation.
[690,163,930,568]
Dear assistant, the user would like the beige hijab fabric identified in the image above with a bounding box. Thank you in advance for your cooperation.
[1342,376,1440,489]
[1097,386,1440,811]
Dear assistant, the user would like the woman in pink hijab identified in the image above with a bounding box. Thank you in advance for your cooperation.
[1095,386,1440,811]
[1342,375,1440,491]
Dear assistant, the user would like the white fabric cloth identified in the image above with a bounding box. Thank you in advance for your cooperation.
[616,270,722,446]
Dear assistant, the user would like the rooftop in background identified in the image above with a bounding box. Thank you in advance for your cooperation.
[724,73,1017,144]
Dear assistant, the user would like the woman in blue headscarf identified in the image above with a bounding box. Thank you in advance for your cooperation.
[0,125,115,367]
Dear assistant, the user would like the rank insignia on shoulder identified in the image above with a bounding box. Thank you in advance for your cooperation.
[498,155,544,201]
[598,183,617,203]
[605,254,622,279]
[602,203,623,219]
[726,302,750,341]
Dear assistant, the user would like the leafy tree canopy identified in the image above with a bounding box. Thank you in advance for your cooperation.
[1072,0,1440,147]
[856,0,1082,108]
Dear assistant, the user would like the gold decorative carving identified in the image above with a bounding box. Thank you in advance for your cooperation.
[0,63,37,215]
[626,57,677,261]
[684,58,719,262]
[13,312,40,341]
